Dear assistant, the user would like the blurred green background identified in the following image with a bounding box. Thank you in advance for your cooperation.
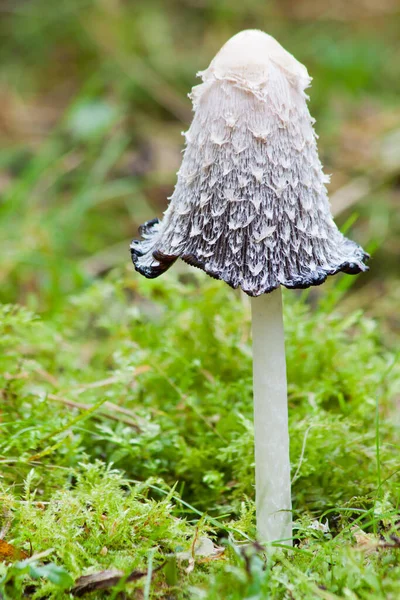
[0,0,399,320]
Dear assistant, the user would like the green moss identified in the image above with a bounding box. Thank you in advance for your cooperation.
[0,272,399,598]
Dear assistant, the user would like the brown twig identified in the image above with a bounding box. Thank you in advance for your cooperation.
[47,394,141,431]
[73,376,124,394]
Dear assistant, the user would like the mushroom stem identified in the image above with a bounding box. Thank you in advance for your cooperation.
[251,288,292,545]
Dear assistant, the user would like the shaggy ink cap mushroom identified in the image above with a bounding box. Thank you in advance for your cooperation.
[131,30,369,296]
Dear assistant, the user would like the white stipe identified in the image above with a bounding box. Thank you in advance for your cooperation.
[251,288,292,545]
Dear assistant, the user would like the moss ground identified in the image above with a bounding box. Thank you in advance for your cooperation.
[0,1,399,597]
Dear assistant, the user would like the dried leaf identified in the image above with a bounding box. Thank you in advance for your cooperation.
[71,562,165,597]
[310,519,330,533]
[0,539,28,562]
[351,526,379,555]
[72,569,125,596]
[193,536,224,558]
[177,536,225,573]
[352,526,400,554]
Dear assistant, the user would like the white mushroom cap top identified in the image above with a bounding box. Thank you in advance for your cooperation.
[131,30,368,296]
[201,29,310,91]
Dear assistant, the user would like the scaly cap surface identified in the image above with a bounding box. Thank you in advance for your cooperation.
[131,30,368,296]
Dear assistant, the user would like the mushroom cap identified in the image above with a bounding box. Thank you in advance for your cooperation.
[203,29,310,91]
[131,30,369,296]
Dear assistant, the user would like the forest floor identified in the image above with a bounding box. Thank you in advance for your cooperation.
[0,1,399,598]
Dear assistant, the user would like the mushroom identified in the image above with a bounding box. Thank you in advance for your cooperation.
[130,30,369,545]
